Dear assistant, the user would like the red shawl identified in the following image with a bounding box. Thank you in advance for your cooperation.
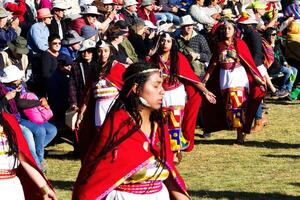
[1,112,53,200]
[202,39,266,133]
[73,109,188,200]
[78,62,126,162]
[149,52,202,152]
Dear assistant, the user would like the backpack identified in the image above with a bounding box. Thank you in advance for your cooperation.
[261,38,274,69]
[20,92,53,124]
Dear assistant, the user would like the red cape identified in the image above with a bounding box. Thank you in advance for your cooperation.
[202,39,266,133]
[2,112,53,200]
[149,52,202,152]
[78,62,126,162]
[73,109,188,200]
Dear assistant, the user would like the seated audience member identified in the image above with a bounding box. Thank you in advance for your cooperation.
[177,15,211,77]
[60,30,85,60]
[265,27,298,99]
[107,25,133,64]
[137,0,157,25]
[0,7,18,51]
[0,36,29,74]
[121,0,139,26]
[189,0,217,28]
[0,65,57,172]
[49,1,70,39]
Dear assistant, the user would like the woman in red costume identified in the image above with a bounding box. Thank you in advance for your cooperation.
[0,111,56,200]
[150,33,216,155]
[201,20,266,144]
[75,40,126,162]
[73,62,190,200]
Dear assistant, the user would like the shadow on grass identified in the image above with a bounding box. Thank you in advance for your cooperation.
[189,190,300,200]
[45,151,80,160]
[195,139,300,149]
[262,154,300,159]
[290,182,300,187]
[265,99,300,105]
[51,180,75,191]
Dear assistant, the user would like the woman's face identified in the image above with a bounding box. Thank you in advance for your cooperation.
[49,39,61,52]
[0,17,8,28]
[257,8,266,16]
[160,37,172,52]
[81,49,93,61]
[224,23,235,39]
[98,46,111,62]
[139,72,164,110]
[86,15,97,25]
[196,0,204,6]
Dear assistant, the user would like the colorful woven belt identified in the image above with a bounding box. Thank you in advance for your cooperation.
[116,180,163,194]
[0,169,16,179]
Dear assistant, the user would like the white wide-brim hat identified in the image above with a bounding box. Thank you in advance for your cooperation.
[0,65,25,83]
[180,15,196,27]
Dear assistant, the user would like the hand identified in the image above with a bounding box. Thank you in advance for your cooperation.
[126,57,133,65]
[108,9,117,20]
[148,31,155,39]
[211,13,221,20]
[190,52,200,61]
[204,91,216,104]
[43,189,57,200]
[40,97,49,109]
[70,104,78,111]
[5,90,17,100]
[75,113,83,130]
[11,17,19,29]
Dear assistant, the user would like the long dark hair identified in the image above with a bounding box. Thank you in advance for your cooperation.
[215,20,240,64]
[151,33,179,84]
[83,62,166,181]
[0,112,19,156]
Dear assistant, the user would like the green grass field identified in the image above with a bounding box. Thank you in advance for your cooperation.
[46,99,300,200]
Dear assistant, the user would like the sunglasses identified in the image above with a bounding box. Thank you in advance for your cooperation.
[52,42,61,45]
[88,15,98,18]
[82,49,94,53]
[271,33,277,36]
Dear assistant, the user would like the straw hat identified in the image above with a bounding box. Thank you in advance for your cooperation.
[0,7,11,18]
[52,1,71,10]
[180,15,196,27]
[80,5,101,15]
[124,0,138,7]
[79,39,96,51]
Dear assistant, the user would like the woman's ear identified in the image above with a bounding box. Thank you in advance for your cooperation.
[132,83,138,94]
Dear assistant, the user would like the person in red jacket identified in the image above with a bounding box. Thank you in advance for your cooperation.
[137,0,157,25]
[4,0,26,23]
[73,62,190,200]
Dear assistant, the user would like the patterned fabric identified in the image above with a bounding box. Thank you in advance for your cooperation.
[284,3,300,19]
[261,38,274,69]
[224,87,247,129]
[117,181,163,194]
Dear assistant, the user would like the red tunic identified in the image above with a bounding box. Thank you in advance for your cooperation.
[1,112,54,200]
[72,109,188,200]
[202,39,266,133]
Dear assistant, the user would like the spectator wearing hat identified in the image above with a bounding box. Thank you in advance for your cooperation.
[107,25,133,64]
[27,8,53,96]
[0,36,29,76]
[48,1,70,39]
[177,15,211,77]
[0,65,57,171]
[128,18,155,60]
[39,0,52,9]
[60,30,85,60]
[0,7,19,51]
[115,20,138,63]
[137,0,157,25]
[71,5,116,35]
[121,0,139,26]
[81,25,98,41]
[69,39,97,108]
[3,0,26,23]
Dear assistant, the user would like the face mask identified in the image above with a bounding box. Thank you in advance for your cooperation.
[139,96,151,107]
